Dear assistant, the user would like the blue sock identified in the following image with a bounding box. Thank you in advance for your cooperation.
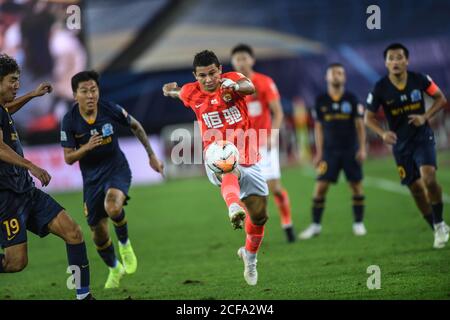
[0,254,5,273]
[112,210,129,245]
[96,239,117,268]
[431,202,444,224]
[66,242,90,299]
[312,198,325,224]
[352,195,365,223]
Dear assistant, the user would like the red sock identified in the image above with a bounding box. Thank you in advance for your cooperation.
[221,173,241,207]
[245,215,265,254]
[274,189,292,227]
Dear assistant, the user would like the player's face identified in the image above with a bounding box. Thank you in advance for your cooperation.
[74,80,99,114]
[0,72,20,104]
[194,64,222,92]
[326,66,345,86]
[231,52,254,75]
[385,49,408,75]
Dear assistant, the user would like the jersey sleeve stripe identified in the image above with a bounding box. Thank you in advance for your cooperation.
[425,81,439,96]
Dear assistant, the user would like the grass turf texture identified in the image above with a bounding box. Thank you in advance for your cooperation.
[1,153,449,300]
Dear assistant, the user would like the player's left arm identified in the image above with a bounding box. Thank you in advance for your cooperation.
[408,79,448,127]
[129,115,164,175]
[354,102,367,163]
[5,82,52,114]
[268,98,284,149]
[355,117,367,163]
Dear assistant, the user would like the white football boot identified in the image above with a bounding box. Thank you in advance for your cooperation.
[352,222,367,236]
[228,203,246,229]
[298,223,322,240]
[237,247,258,286]
[433,221,450,249]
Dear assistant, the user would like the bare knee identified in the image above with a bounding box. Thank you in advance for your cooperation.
[422,175,439,192]
[409,181,426,198]
[64,223,84,244]
[105,203,122,218]
[104,193,124,218]
[243,195,268,226]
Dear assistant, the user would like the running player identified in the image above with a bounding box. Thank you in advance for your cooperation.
[0,54,93,300]
[163,50,269,286]
[365,43,449,248]
[61,70,164,288]
[231,44,296,243]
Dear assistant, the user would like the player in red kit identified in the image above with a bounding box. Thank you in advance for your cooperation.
[162,50,269,286]
[231,44,296,243]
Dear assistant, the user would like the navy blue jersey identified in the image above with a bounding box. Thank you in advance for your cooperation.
[366,71,436,152]
[60,100,132,186]
[313,91,364,151]
[0,105,34,193]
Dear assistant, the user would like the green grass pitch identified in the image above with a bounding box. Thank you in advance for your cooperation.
[1,152,449,300]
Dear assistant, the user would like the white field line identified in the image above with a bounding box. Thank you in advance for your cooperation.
[298,167,450,204]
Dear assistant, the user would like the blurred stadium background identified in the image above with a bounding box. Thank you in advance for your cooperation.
[1,0,449,299]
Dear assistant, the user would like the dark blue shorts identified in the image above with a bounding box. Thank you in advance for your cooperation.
[393,136,437,186]
[317,149,363,183]
[83,169,131,227]
[0,188,64,249]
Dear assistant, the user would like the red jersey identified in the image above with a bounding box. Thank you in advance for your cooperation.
[245,72,280,145]
[179,72,259,166]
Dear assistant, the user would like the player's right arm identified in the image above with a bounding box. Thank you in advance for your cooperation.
[63,133,103,165]
[162,82,182,100]
[364,89,397,145]
[313,122,324,167]
[0,128,51,186]
[5,82,52,114]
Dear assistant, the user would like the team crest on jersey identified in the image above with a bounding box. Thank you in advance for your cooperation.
[102,123,114,137]
[410,89,421,102]
[222,92,233,103]
[341,101,352,114]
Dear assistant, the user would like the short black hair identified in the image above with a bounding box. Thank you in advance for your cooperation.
[193,50,220,71]
[71,70,100,92]
[231,44,254,57]
[327,62,345,71]
[0,54,20,81]
[383,43,409,59]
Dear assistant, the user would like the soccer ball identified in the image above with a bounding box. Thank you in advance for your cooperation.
[205,140,239,174]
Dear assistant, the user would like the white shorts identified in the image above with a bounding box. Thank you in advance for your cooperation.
[205,162,269,199]
[258,145,281,181]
